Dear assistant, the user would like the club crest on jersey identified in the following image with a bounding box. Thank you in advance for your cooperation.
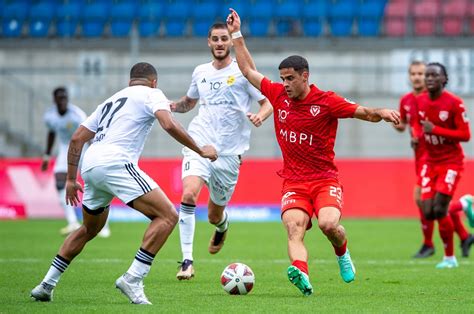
[439,111,449,121]
[227,75,235,86]
[310,105,320,117]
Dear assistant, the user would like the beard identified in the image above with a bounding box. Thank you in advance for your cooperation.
[212,48,230,61]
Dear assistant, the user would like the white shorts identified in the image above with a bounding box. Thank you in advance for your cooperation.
[182,148,241,206]
[53,148,67,173]
[82,162,158,211]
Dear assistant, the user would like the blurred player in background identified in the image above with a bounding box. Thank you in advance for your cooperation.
[414,62,472,268]
[227,9,400,296]
[31,62,218,304]
[171,22,272,280]
[42,87,110,238]
[395,62,474,258]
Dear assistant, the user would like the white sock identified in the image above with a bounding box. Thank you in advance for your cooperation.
[43,255,70,286]
[179,203,196,261]
[460,197,469,210]
[215,211,229,232]
[126,248,155,279]
[58,188,79,225]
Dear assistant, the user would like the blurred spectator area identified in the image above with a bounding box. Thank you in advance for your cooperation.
[1,0,474,38]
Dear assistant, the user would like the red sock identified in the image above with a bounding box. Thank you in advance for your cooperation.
[449,210,469,241]
[333,240,347,257]
[418,205,434,247]
[438,215,454,256]
[292,260,308,275]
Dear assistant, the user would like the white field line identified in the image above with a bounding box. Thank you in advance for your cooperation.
[0,258,472,266]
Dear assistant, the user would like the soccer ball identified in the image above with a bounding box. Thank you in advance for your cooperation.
[220,263,255,295]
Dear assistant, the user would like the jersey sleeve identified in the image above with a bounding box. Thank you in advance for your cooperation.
[326,92,359,118]
[246,79,266,102]
[399,96,407,124]
[81,107,100,133]
[186,67,200,100]
[43,110,54,131]
[145,89,171,116]
[260,77,282,107]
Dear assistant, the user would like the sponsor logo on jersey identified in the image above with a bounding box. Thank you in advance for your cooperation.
[277,109,289,122]
[310,105,320,117]
[227,75,235,86]
[439,111,449,121]
[201,78,207,83]
[279,129,314,146]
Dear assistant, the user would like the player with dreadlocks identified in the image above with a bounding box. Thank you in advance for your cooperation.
[413,62,473,268]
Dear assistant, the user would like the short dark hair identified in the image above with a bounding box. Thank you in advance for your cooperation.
[130,62,157,80]
[427,62,449,87]
[278,55,309,74]
[53,87,67,97]
[208,22,229,38]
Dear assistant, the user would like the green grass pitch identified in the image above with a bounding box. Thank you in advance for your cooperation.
[1,219,473,313]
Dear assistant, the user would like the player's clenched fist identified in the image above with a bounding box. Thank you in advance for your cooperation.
[200,145,218,162]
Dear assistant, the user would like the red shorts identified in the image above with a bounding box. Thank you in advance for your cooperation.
[281,178,343,230]
[420,163,463,200]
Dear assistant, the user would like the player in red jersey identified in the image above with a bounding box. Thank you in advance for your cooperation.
[227,9,400,296]
[414,62,472,268]
[395,62,474,258]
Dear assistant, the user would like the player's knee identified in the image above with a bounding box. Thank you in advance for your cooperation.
[162,204,179,227]
[79,225,100,240]
[208,212,221,225]
[318,220,338,236]
[181,190,198,204]
[285,220,305,240]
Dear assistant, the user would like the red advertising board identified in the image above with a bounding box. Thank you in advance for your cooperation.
[1,158,473,219]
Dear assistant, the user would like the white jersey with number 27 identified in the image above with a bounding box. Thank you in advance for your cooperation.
[186,59,265,156]
[81,85,171,172]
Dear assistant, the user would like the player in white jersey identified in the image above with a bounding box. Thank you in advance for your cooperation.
[41,87,102,236]
[31,62,218,305]
[172,23,272,280]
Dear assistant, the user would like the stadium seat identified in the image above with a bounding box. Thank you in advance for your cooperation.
[413,1,440,36]
[81,3,109,37]
[328,0,357,37]
[383,1,410,37]
[2,2,29,37]
[29,3,54,37]
[164,1,191,37]
[248,1,274,37]
[110,2,136,37]
[138,3,163,37]
[357,0,386,36]
[274,0,302,36]
[302,0,329,37]
[441,1,467,36]
[56,3,81,37]
[191,1,219,37]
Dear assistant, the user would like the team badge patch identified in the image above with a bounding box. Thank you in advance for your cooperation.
[227,75,235,86]
[310,105,320,117]
[439,111,449,121]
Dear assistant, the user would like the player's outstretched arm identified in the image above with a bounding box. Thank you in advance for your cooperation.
[247,98,273,127]
[170,96,198,113]
[155,110,218,161]
[227,9,265,90]
[41,131,55,171]
[66,126,95,206]
[354,106,401,125]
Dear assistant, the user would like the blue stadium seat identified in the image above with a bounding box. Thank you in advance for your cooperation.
[110,2,136,37]
[192,1,219,37]
[165,1,191,37]
[2,2,29,37]
[81,3,108,37]
[328,0,357,37]
[302,0,329,37]
[138,3,163,37]
[248,1,274,37]
[56,3,81,37]
[29,3,54,37]
[274,0,302,36]
[357,0,386,36]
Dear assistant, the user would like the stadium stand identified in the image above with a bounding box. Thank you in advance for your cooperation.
[2,0,474,38]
